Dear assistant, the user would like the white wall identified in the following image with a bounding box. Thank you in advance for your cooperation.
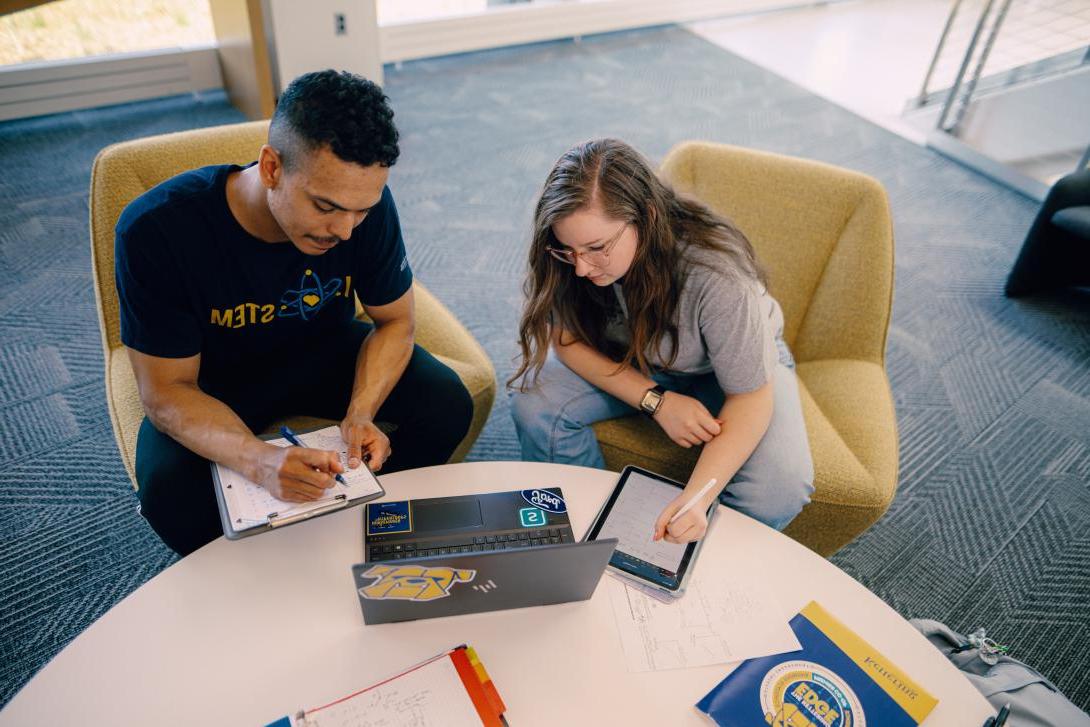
[378,0,820,63]
[0,45,222,122]
[959,66,1090,165]
[266,0,383,89]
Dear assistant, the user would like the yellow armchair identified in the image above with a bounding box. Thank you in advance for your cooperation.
[592,141,898,557]
[89,120,495,488]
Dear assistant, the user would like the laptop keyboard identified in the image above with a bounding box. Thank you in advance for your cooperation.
[368,527,574,562]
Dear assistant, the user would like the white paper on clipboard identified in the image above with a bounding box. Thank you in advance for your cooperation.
[215,425,383,532]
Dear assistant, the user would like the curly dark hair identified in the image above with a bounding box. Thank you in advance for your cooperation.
[269,70,399,170]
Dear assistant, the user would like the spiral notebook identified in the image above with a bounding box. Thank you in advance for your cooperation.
[211,425,385,539]
[265,645,507,727]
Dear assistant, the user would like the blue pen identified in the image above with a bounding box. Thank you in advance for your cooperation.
[279,426,348,486]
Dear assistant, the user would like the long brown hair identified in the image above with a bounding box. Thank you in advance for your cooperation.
[509,138,766,389]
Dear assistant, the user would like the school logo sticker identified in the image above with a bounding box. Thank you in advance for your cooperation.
[358,564,476,601]
[366,501,412,535]
[521,489,566,514]
[759,660,863,727]
[519,507,548,527]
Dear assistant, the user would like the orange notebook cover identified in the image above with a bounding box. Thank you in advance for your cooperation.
[450,646,506,726]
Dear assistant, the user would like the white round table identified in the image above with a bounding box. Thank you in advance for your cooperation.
[1,462,993,726]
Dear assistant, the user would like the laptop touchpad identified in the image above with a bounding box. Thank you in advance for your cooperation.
[414,498,484,533]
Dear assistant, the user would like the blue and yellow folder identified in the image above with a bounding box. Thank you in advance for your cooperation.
[697,601,937,726]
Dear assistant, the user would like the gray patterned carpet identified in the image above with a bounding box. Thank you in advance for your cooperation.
[1,25,1088,713]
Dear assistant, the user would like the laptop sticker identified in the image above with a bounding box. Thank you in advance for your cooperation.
[366,501,413,535]
[521,489,566,514]
[519,507,548,527]
[358,564,476,601]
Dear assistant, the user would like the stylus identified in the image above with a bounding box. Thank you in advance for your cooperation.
[668,478,718,524]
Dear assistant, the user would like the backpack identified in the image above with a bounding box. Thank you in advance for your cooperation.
[911,619,1090,727]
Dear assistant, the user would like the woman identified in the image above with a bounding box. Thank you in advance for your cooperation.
[508,138,813,545]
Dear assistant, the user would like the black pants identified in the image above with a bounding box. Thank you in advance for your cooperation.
[135,321,474,556]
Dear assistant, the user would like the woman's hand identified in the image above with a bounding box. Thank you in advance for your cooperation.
[652,391,722,448]
[652,489,714,544]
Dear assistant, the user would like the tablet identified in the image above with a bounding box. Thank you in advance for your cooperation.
[584,465,716,595]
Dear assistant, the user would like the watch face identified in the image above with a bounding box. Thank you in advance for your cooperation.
[642,389,663,413]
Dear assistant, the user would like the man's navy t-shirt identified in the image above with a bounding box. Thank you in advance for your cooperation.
[115,163,413,390]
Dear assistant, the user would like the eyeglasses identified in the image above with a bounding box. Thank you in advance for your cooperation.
[546,223,627,267]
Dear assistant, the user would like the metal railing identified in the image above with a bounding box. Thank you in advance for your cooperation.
[914,0,1090,184]
[916,0,1090,133]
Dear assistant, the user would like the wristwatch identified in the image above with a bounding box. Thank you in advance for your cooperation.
[639,385,667,417]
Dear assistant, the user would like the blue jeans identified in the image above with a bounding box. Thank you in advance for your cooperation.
[509,351,814,531]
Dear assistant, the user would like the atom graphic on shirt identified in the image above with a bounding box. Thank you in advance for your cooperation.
[279,268,342,321]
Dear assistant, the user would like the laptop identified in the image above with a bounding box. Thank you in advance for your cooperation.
[352,488,618,624]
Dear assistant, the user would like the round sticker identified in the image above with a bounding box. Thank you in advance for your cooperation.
[759,660,863,727]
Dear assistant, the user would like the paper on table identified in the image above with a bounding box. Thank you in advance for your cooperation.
[218,425,383,531]
[298,655,481,727]
[606,573,801,672]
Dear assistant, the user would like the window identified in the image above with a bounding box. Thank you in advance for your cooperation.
[0,0,214,67]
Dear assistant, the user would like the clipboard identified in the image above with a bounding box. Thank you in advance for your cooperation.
[211,424,386,540]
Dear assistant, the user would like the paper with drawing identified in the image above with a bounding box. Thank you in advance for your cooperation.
[607,573,801,672]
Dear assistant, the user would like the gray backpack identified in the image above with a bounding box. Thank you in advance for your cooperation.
[911,619,1090,727]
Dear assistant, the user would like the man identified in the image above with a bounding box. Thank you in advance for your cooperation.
[116,70,473,556]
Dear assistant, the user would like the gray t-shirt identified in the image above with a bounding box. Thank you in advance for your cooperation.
[604,247,785,395]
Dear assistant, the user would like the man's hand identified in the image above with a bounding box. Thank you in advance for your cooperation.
[255,444,342,502]
[341,412,391,471]
[652,391,722,448]
[651,489,714,544]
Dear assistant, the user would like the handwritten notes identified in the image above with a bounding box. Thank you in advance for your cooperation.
[299,656,480,727]
[217,425,383,530]
[607,573,801,672]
